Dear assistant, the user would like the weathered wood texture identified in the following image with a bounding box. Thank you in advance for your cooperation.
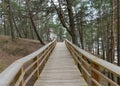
[65,39,120,86]
[34,42,87,86]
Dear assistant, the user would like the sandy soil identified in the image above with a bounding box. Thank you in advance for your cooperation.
[0,35,42,72]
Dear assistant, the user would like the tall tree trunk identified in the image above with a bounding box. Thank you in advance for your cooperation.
[3,16,7,35]
[117,0,120,66]
[106,21,111,61]
[101,39,105,60]
[30,24,34,39]
[109,0,115,63]
[47,28,50,42]
[66,0,78,45]
[79,20,84,49]
[117,0,120,84]
[2,0,7,35]
[12,16,22,38]
[97,30,100,55]
[97,39,100,55]
[8,0,15,40]
[25,0,45,45]
[78,26,84,49]
[51,0,78,45]
[96,18,100,55]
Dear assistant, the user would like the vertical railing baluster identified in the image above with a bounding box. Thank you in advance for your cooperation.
[33,57,39,81]
[91,63,100,86]
[21,67,24,86]
[36,56,39,78]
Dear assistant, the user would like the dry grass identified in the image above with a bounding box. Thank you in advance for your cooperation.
[0,35,43,73]
[0,60,7,72]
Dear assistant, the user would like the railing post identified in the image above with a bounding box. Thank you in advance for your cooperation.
[21,67,24,86]
[65,39,120,86]
[81,55,87,81]
[70,46,78,65]
[91,63,100,86]
[36,56,39,78]
[33,56,39,80]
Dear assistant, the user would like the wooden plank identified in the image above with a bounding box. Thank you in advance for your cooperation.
[65,40,120,86]
[34,42,87,86]
[66,40,120,76]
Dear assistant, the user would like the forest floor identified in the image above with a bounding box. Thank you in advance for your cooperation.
[0,35,42,73]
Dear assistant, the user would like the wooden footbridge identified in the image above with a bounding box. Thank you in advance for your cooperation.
[0,40,120,86]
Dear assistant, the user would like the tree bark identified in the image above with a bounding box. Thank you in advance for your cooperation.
[26,0,45,45]
[117,0,120,66]
[66,0,78,45]
[3,16,7,35]
[79,17,84,49]
[51,0,78,45]
[7,0,15,40]
[117,0,120,84]
[12,15,22,38]
[109,0,115,63]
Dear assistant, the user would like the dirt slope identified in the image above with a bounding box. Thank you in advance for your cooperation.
[0,35,42,72]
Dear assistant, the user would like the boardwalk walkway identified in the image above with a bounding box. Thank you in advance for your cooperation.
[34,42,87,86]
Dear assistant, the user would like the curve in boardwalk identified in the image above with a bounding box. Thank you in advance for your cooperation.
[34,42,87,86]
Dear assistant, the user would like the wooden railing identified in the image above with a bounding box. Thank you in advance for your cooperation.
[0,40,56,86]
[65,39,120,86]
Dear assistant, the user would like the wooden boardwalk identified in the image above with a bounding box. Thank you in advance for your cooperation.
[34,42,87,86]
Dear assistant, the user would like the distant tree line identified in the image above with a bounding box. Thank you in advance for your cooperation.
[0,0,65,44]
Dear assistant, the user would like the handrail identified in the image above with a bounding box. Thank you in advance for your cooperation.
[0,40,56,86]
[65,39,120,86]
